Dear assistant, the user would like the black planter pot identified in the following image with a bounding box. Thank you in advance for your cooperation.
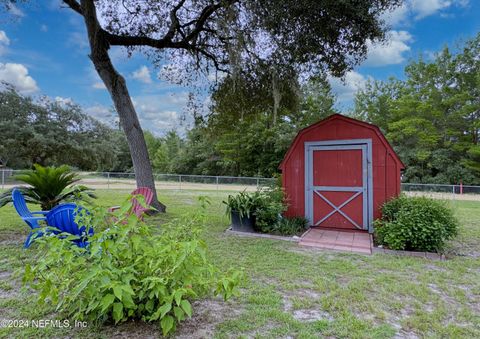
[230,210,255,233]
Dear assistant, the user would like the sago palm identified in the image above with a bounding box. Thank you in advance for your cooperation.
[0,164,96,210]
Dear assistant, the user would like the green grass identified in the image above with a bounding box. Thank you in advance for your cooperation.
[1,190,479,338]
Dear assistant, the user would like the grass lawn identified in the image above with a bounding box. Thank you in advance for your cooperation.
[1,190,479,338]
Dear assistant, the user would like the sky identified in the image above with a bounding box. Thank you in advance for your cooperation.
[0,0,479,136]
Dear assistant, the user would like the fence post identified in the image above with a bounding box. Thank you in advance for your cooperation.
[179,175,182,190]
[452,185,455,200]
[1,170,4,190]
[216,176,219,193]
[107,172,110,190]
[256,178,259,189]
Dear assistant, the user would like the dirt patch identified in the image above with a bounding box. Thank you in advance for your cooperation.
[0,271,11,279]
[423,264,447,272]
[427,283,442,295]
[281,289,333,323]
[0,232,24,246]
[175,298,243,339]
[0,287,18,299]
[0,270,18,299]
[0,239,22,246]
[99,297,243,339]
[101,320,159,339]
[282,289,322,313]
[394,330,420,339]
[292,309,333,322]
[237,321,281,338]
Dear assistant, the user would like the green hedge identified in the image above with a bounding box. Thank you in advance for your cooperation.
[374,195,458,252]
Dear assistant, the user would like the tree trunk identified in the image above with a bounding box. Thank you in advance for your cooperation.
[271,67,281,126]
[80,0,166,212]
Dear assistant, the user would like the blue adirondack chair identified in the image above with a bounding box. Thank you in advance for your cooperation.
[11,188,50,248]
[46,203,94,248]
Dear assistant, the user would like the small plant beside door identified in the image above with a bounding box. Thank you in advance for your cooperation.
[223,188,308,236]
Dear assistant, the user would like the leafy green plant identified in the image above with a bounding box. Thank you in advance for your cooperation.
[264,216,309,236]
[254,186,287,233]
[223,190,262,218]
[224,186,288,233]
[374,195,458,252]
[23,196,242,336]
[0,164,96,210]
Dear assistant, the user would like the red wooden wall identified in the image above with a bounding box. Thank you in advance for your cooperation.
[280,114,404,223]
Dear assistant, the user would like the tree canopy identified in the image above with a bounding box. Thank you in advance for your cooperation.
[53,0,402,211]
[0,87,131,171]
[2,32,480,187]
[354,33,480,184]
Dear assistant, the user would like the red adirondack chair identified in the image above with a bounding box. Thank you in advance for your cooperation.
[108,187,154,220]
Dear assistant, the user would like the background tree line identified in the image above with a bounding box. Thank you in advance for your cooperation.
[1,33,479,184]
[354,33,480,185]
[0,87,132,172]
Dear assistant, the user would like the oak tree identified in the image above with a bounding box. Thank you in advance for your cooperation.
[54,0,401,211]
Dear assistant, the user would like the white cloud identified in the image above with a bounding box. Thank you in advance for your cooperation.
[40,24,48,32]
[382,0,469,26]
[0,30,9,56]
[132,65,152,84]
[0,31,10,45]
[329,71,370,103]
[7,3,25,17]
[381,3,410,26]
[364,30,413,67]
[84,92,190,135]
[0,63,39,94]
[54,96,73,106]
[84,104,117,126]
[47,0,62,11]
[132,93,190,135]
[92,81,107,90]
[411,0,453,19]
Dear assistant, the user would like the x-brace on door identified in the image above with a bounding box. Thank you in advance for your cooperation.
[305,139,373,232]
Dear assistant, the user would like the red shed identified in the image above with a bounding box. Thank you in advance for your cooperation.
[279,114,404,233]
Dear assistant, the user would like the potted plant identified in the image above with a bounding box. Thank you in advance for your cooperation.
[223,191,259,232]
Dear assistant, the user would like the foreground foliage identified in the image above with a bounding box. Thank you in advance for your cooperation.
[374,195,458,252]
[0,191,478,338]
[265,216,309,236]
[0,164,96,210]
[23,196,242,336]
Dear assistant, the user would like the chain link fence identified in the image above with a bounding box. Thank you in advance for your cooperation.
[0,169,275,193]
[401,183,480,201]
[1,169,479,200]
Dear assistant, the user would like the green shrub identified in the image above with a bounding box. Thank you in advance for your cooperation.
[0,164,96,210]
[254,186,287,233]
[374,195,458,252]
[23,196,242,336]
[263,216,309,236]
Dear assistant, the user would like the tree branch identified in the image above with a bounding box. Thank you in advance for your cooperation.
[62,0,237,71]
[165,0,187,41]
[62,0,83,15]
